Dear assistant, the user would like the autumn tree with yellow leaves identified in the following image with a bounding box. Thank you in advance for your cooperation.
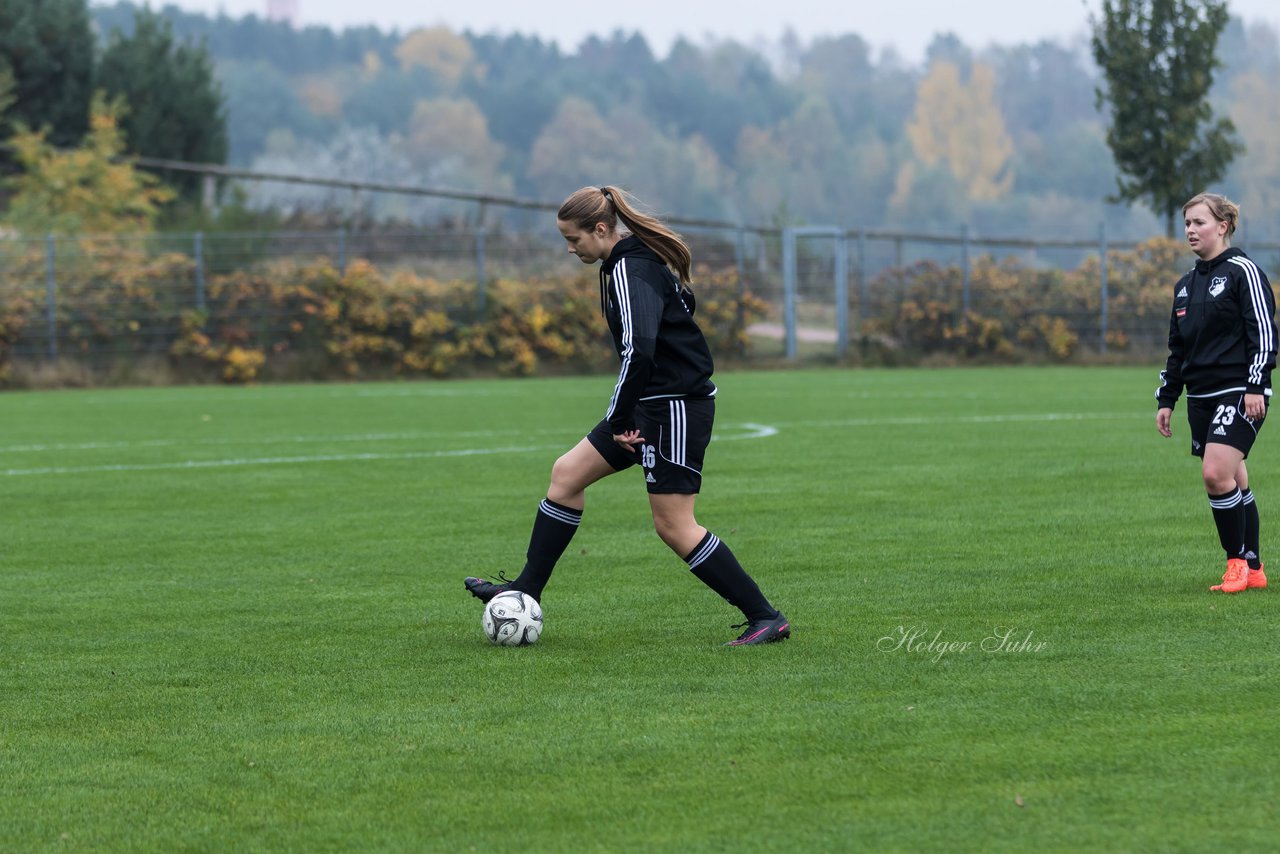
[395,26,479,89]
[894,60,1015,215]
[3,93,174,235]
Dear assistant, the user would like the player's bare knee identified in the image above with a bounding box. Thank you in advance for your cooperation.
[549,453,578,489]
[653,517,700,555]
[653,528,679,551]
[547,456,583,503]
[1202,467,1237,494]
[650,515,679,546]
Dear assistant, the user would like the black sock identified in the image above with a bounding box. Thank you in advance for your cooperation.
[685,531,776,622]
[1208,487,1246,561]
[511,499,582,600]
[1242,488,1262,569]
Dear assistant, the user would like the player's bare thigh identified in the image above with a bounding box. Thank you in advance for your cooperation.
[548,437,621,508]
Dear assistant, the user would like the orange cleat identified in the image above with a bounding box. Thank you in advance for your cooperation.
[1211,558,1251,593]
[1247,565,1267,590]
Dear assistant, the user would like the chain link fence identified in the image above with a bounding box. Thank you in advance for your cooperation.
[6,160,1280,375]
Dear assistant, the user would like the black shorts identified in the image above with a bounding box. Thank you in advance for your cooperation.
[1186,392,1268,458]
[585,397,715,494]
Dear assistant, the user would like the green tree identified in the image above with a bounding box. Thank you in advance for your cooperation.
[772,97,866,222]
[4,92,174,234]
[1227,70,1280,228]
[0,65,14,121]
[734,124,789,223]
[345,66,442,136]
[93,2,403,77]
[526,97,628,196]
[463,32,566,170]
[989,42,1099,142]
[218,60,331,161]
[1091,0,1242,234]
[402,96,512,194]
[0,0,95,153]
[794,35,878,143]
[96,8,228,198]
[650,38,797,165]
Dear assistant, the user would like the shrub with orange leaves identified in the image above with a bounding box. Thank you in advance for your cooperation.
[861,239,1185,362]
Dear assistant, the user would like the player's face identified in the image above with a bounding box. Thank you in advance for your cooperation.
[1184,203,1228,259]
[557,219,614,264]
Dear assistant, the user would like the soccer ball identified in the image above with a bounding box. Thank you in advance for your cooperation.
[482,591,543,646]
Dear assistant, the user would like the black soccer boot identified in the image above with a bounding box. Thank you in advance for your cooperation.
[463,572,514,603]
[725,611,791,646]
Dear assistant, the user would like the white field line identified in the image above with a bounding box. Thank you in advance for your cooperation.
[784,411,1144,429]
[0,413,1137,478]
[0,423,779,477]
[1,445,558,477]
[0,423,778,456]
[0,429,567,454]
[2,385,537,408]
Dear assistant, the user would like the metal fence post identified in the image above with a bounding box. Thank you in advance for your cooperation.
[734,227,747,285]
[202,172,218,215]
[337,228,347,276]
[961,225,971,315]
[782,227,797,360]
[475,228,487,315]
[194,231,207,313]
[835,232,849,358]
[734,228,748,354]
[350,187,363,231]
[857,229,869,332]
[44,234,57,361]
[1099,223,1109,355]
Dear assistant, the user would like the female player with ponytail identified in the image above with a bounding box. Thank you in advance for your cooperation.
[464,186,790,645]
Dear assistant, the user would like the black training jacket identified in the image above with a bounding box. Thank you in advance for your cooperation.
[599,236,717,434]
[1156,246,1278,409]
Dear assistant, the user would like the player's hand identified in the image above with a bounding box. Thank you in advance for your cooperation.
[613,429,645,452]
[1244,393,1266,421]
[1156,407,1173,438]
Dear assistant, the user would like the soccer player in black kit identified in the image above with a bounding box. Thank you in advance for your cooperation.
[464,185,790,645]
[1156,192,1277,593]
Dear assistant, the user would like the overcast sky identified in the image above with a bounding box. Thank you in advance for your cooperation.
[147,0,1280,63]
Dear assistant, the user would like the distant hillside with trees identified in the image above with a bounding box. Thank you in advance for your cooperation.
[50,3,1280,237]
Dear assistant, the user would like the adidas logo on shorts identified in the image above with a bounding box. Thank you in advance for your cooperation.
[645,472,657,483]
[1214,425,1228,436]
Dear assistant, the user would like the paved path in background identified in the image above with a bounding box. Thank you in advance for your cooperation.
[746,323,838,344]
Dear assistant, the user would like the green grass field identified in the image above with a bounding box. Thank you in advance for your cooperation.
[3,366,1278,851]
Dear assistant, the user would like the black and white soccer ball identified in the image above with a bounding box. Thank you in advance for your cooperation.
[482,590,543,646]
